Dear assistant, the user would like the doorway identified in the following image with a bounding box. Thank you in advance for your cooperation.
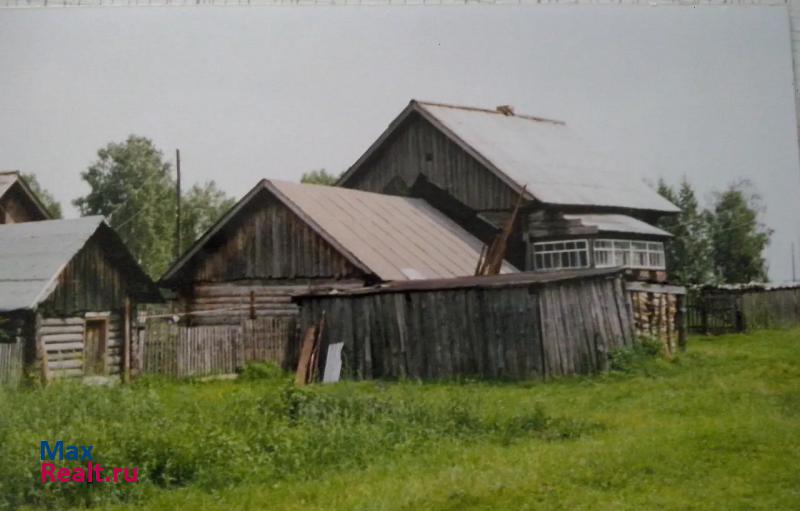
[84,318,107,376]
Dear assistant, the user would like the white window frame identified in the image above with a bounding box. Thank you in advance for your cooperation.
[593,239,665,270]
[530,239,590,271]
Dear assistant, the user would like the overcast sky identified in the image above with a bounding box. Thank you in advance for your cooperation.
[1,5,798,280]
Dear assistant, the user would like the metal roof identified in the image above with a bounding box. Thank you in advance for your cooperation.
[0,216,105,311]
[340,101,680,214]
[0,170,54,220]
[162,179,517,284]
[562,213,672,237]
[294,267,624,298]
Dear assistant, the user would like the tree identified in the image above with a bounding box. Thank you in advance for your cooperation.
[708,180,772,283]
[656,178,715,285]
[179,181,237,251]
[22,173,62,219]
[73,136,176,278]
[300,169,340,186]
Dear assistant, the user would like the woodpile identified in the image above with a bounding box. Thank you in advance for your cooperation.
[630,291,678,355]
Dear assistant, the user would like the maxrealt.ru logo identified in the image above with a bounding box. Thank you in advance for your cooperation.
[40,441,139,484]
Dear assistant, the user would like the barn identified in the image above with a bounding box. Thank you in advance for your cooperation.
[0,170,53,224]
[0,217,161,385]
[156,179,515,371]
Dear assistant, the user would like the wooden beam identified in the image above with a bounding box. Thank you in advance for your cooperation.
[123,297,132,383]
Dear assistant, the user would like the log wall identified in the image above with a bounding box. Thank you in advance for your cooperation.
[295,273,635,381]
[177,282,364,326]
[40,312,124,380]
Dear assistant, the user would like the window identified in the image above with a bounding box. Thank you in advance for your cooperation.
[593,239,665,270]
[531,240,589,271]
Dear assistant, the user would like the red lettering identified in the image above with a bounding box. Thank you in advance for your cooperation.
[93,464,103,482]
[72,468,86,483]
[123,468,139,483]
[112,468,123,483]
[56,468,71,483]
[41,462,56,483]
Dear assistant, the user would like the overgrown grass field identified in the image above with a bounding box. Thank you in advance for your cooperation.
[1,329,798,510]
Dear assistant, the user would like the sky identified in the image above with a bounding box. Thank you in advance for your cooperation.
[0,4,798,280]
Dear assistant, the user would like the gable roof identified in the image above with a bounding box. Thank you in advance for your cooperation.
[161,179,517,285]
[0,170,54,220]
[339,100,679,214]
[0,216,160,311]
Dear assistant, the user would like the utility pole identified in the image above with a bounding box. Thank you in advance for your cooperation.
[175,149,182,259]
[793,242,797,282]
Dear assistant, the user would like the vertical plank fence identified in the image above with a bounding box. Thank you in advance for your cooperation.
[140,316,295,379]
[0,339,24,386]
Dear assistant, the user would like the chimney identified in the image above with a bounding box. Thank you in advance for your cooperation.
[496,105,514,116]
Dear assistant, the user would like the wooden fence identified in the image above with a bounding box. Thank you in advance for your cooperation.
[687,285,800,334]
[139,317,295,379]
[0,339,24,386]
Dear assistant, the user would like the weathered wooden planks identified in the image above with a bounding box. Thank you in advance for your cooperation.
[297,273,634,381]
[139,316,297,379]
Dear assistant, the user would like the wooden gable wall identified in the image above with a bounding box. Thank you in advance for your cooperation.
[184,189,365,284]
[43,232,132,316]
[343,113,519,212]
[0,184,48,224]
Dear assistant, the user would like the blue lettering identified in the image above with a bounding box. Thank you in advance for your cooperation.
[81,446,94,461]
[40,441,63,461]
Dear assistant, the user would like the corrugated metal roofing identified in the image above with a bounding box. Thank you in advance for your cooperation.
[563,213,672,237]
[415,102,679,213]
[0,216,104,311]
[267,180,517,280]
[294,267,623,298]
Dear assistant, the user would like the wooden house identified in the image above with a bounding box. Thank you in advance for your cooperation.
[338,100,679,282]
[160,179,516,332]
[0,171,53,223]
[338,100,686,347]
[0,217,161,385]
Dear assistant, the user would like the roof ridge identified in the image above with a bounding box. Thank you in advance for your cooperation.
[413,100,565,125]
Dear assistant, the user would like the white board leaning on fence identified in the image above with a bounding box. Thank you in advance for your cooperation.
[322,342,343,384]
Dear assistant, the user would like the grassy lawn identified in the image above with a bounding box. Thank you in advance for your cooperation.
[1,329,799,510]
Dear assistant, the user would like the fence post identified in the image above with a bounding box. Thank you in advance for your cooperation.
[677,294,687,351]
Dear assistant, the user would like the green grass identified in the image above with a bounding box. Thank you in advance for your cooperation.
[1,329,799,510]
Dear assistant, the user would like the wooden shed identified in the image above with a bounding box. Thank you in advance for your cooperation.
[294,268,635,381]
[0,217,161,385]
[157,179,515,371]
[0,170,53,224]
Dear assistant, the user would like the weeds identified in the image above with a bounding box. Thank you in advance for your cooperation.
[0,373,590,510]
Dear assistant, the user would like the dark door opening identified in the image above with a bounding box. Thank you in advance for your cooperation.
[84,319,107,376]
